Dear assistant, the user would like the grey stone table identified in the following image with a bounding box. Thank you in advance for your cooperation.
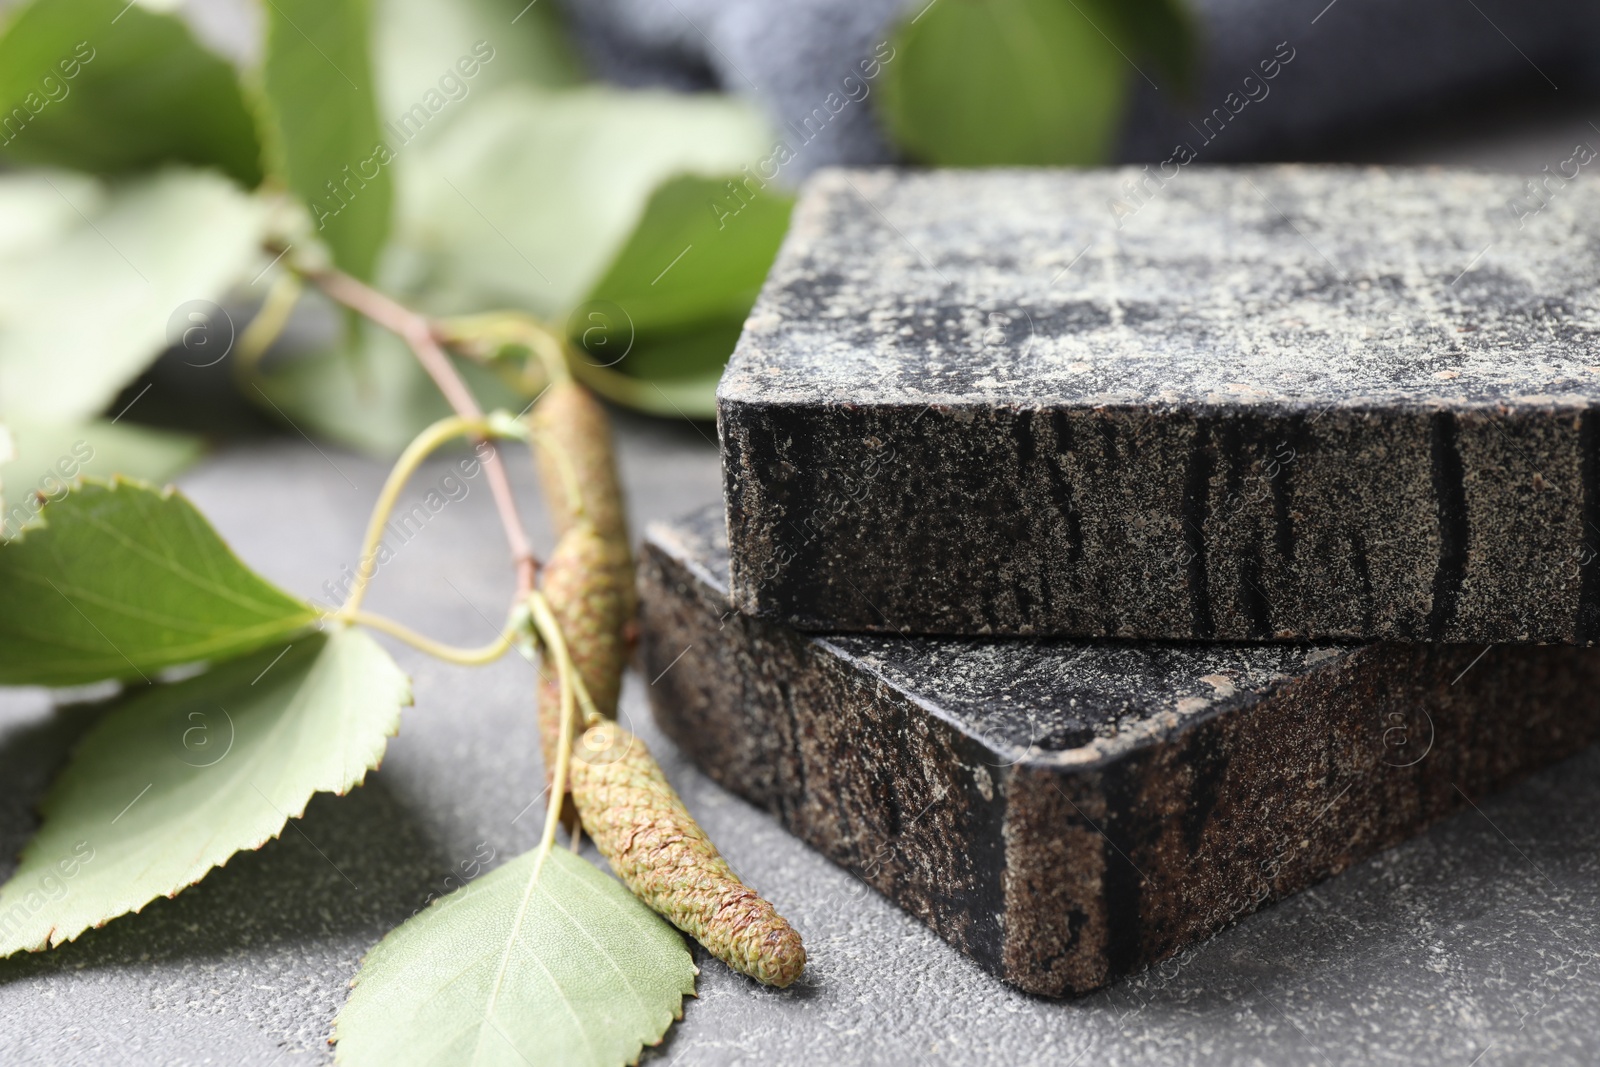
[4,123,1600,1067]
[2,415,1597,1067]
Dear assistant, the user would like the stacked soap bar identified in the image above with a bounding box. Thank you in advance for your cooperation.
[640,507,1600,995]
[639,167,1600,995]
[719,167,1600,641]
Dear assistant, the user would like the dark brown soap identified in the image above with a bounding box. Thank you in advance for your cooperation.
[719,166,1600,641]
[641,505,1600,996]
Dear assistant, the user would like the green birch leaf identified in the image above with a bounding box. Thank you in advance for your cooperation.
[0,418,202,539]
[0,421,12,520]
[569,175,790,415]
[581,174,791,337]
[21,418,200,485]
[391,85,773,318]
[0,418,201,507]
[0,628,408,955]
[374,0,581,155]
[0,478,318,687]
[878,0,1130,166]
[573,320,743,421]
[0,167,270,424]
[253,321,450,458]
[262,0,392,279]
[1095,0,1197,93]
[335,847,697,1067]
[576,359,723,420]
[0,0,262,185]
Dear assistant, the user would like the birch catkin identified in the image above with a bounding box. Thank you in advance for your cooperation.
[530,379,634,804]
[569,719,807,988]
[528,378,803,987]
[536,522,631,806]
[538,523,631,715]
[530,380,630,551]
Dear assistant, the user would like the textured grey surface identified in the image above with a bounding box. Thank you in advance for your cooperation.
[722,167,1600,409]
[720,166,1600,642]
[0,417,1596,1066]
[667,503,1349,755]
[560,0,1600,177]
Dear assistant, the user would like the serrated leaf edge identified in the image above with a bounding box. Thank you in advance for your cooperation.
[331,850,698,1065]
[4,628,411,953]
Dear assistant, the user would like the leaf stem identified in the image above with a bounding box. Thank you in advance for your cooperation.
[434,311,571,387]
[336,609,517,666]
[233,273,302,383]
[341,413,513,615]
[304,266,539,595]
[528,590,578,880]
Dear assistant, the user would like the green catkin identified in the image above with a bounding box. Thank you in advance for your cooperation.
[569,719,807,988]
[537,522,631,807]
[529,380,629,547]
[539,522,631,715]
[529,379,635,809]
[528,378,802,987]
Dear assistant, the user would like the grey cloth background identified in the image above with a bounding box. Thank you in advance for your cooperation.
[561,0,1600,177]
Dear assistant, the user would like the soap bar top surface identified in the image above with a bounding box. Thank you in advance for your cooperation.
[720,166,1600,411]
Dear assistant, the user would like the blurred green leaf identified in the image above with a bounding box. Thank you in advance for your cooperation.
[615,319,746,382]
[389,86,774,319]
[252,317,525,457]
[567,174,790,415]
[0,418,202,537]
[0,0,262,184]
[0,478,318,686]
[0,168,269,425]
[878,0,1131,165]
[0,422,12,523]
[334,848,696,1067]
[0,628,407,956]
[1097,0,1197,93]
[262,0,392,279]
[573,318,744,420]
[582,174,791,336]
[374,0,582,156]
